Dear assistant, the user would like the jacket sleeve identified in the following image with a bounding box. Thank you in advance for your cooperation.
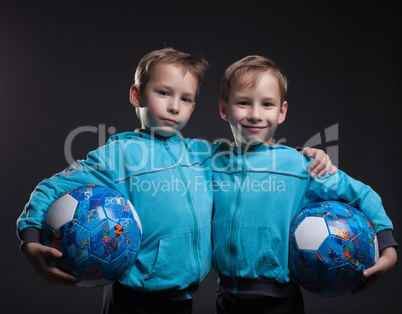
[16,146,118,245]
[301,168,397,250]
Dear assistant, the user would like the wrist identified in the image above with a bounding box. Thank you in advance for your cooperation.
[19,227,41,251]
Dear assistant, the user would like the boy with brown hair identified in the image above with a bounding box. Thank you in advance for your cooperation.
[212,55,397,313]
[17,48,334,314]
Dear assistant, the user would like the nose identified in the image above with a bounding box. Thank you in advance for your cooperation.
[167,97,180,115]
[248,105,262,123]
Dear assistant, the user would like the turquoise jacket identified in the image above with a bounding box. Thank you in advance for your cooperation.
[212,144,394,297]
[17,132,219,298]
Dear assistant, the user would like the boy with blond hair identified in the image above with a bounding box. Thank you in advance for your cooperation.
[17,48,333,313]
[212,55,397,313]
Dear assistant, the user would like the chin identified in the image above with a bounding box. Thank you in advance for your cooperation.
[152,126,181,138]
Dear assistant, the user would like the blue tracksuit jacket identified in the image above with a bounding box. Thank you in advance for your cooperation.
[212,144,395,297]
[17,131,219,298]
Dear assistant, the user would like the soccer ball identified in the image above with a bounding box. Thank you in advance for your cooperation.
[41,185,142,287]
[289,201,378,297]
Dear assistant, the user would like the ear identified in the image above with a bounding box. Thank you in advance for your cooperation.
[219,99,229,122]
[278,101,288,124]
[129,84,141,108]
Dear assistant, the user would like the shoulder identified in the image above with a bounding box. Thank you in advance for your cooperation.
[102,132,150,149]
[91,132,146,158]
[248,145,306,161]
[272,145,309,160]
[276,144,313,165]
[254,145,313,175]
[180,137,231,155]
[271,145,300,154]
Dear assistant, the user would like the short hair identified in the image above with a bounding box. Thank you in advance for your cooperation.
[134,48,208,97]
[220,55,288,104]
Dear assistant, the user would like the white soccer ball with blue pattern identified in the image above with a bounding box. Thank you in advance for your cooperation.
[41,185,142,287]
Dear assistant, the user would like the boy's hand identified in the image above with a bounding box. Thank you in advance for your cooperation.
[22,242,76,286]
[302,147,338,178]
[353,246,397,294]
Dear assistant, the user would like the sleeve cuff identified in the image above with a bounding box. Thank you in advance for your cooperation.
[377,229,398,251]
[19,227,41,250]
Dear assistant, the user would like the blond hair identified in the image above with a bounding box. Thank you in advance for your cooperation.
[221,55,288,104]
[134,48,208,96]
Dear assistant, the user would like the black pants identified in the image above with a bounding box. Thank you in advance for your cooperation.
[215,286,305,314]
[102,281,193,314]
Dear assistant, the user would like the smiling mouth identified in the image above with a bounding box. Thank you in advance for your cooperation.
[242,125,268,130]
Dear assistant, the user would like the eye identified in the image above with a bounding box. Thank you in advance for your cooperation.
[157,90,170,96]
[262,102,274,108]
[182,97,194,103]
[237,101,249,106]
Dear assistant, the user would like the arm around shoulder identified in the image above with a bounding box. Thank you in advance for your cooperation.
[301,147,338,178]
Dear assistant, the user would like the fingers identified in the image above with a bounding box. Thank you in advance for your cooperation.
[41,249,77,284]
[364,248,397,278]
[47,247,63,259]
[318,159,338,178]
[363,263,378,278]
[39,262,77,286]
[24,243,76,286]
[304,147,320,175]
[303,147,315,158]
[41,272,77,286]
[329,165,338,175]
[42,267,77,286]
[351,264,381,294]
[304,148,326,178]
[303,147,337,178]
[352,249,397,294]
[52,267,77,283]
[317,156,332,178]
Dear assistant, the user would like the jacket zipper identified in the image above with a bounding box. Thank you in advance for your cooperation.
[228,153,248,293]
[162,139,201,284]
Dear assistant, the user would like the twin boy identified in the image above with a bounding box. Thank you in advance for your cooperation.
[17,48,396,313]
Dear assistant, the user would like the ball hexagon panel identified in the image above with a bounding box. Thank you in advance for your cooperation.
[45,193,78,229]
[294,216,329,251]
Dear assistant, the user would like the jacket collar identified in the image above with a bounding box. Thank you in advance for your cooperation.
[134,128,182,142]
[233,143,279,155]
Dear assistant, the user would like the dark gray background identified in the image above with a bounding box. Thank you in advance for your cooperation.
[1,1,400,313]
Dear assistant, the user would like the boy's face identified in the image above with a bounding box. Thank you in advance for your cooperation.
[130,63,197,137]
[220,71,287,150]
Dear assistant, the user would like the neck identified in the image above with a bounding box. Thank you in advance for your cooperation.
[137,128,178,141]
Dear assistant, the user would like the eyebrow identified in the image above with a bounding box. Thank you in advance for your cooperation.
[260,97,278,102]
[182,92,196,98]
[231,95,280,104]
[155,84,196,98]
